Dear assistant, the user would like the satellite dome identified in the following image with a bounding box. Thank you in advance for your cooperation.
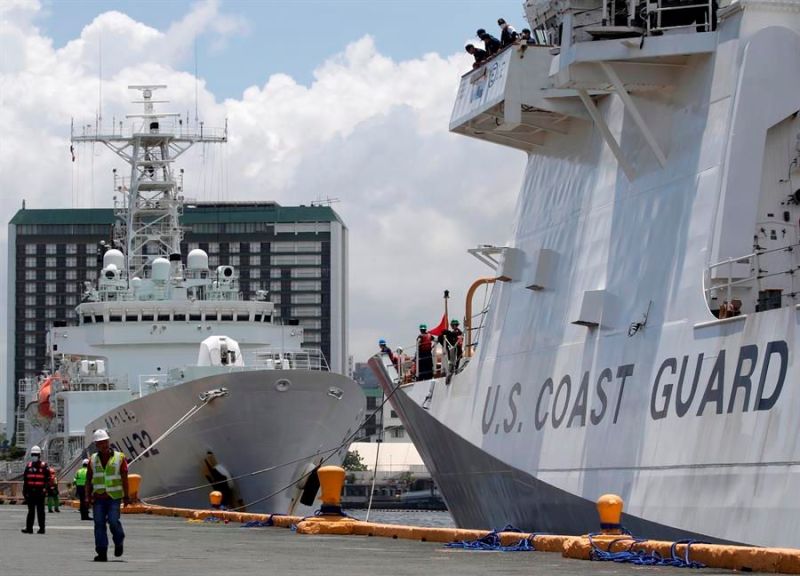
[151,257,170,281]
[187,249,209,271]
[103,249,125,270]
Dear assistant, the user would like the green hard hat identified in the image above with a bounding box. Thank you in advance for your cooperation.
[450,318,460,325]
[419,324,427,330]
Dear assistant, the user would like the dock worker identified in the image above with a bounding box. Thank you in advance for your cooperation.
[74,459,91,520]
[379,339,398,368]
[21,445,49,534]
[465,44,488,68]
[86,429,129,562]
[439,319,464,373]
[497,18,519,47]
[476,28,501,54]
[416,324,434,381]
[46,464,60,513]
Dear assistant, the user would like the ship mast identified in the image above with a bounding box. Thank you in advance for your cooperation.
[71,85,227,280]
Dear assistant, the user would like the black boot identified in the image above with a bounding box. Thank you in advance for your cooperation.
[37,528,45,534]
[94,549,108,562]
[114,543,123,557]
[21,528,33,534]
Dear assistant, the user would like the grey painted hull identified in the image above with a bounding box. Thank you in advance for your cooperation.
[85,370,365,514]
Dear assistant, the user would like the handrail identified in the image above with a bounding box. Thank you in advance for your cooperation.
[465,277,500,358]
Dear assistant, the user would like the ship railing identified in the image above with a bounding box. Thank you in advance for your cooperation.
[704,241,800,312]
[0,461,26,481]
[645,0,716,34]
[250,347,330,371]
[71,119,227,142]
[387,338,468,385]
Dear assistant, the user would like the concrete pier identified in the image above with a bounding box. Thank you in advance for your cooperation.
[1,506,731,575]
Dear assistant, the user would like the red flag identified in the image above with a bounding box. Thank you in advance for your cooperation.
[428,314,448,337]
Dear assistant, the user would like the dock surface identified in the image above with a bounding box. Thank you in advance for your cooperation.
[1,506,731,575]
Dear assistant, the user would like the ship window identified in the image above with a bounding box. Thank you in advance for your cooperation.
[221,314,233,321]
[110,315,122,322]
[157,314,170,321]
[126,315,138,322]
[174,314,186,321]
[142,314,154,321]
[83,315,92,324]
[189,314,201,321]
[205,313,218,321]
[94,315,104,323]
[237,313,250,321]
[254,314,263,322]
[263,315,271,323]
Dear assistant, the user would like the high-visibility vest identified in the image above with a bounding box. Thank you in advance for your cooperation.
[74,467,88,487]
[91,452,124,499]
[24,461,50,491]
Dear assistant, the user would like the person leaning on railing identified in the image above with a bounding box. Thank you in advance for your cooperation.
[465,44,489,68]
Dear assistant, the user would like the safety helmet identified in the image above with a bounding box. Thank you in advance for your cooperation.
[419,324,427,330]
[82,458,89,465]
[451,319,460,326]
[476,28,486,36]
[379,339,387,345]
[30,445,42,455]
[92,429,110,442]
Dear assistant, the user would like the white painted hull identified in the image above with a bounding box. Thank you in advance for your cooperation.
[84,369,364,514]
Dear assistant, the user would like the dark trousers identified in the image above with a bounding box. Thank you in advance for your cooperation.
[93,498,124,553]
[26,494,45,531]
[417,352,433,381]
[77,486,90,519]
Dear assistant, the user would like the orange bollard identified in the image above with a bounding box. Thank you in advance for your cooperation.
[596,494,624,535]
[209,490,223,508]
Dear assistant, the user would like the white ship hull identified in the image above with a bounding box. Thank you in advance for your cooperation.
[373,3,800,549]
[84,369,364,514]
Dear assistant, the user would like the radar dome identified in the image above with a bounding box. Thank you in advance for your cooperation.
[103,249,125,271]
[131,277,142,290]
[187,249,209,271]
[151,257,170,282]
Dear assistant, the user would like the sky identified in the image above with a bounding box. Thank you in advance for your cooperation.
[0,0,528,422]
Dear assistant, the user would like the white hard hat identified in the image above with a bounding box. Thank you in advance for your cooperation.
[82,458,89,465]
[30,445,42,455]
[92,429,110,442]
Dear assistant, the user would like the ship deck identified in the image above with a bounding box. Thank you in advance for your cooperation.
[0,506,733,575]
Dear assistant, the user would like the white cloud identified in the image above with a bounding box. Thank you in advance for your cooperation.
[0,2,525,420]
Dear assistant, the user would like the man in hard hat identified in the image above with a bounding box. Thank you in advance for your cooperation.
[416,324,434,381]
[439,318,465,374]
[378,339,398,368]
[86,429,129,562]
[73,459,91,520]
[21,445,49,534]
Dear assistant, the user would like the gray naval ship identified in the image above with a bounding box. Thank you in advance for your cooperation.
[17,85,365,513]
[372,0,800,548]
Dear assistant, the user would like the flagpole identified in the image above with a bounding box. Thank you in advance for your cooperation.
[444,289,449,324]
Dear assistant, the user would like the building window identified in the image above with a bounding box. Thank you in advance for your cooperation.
[46,257,56,268]
[250,255,261,266]
[25,282,36,293]
[66,295,77,306]
[208,242,219,254]
[86,243,97,255]
[25,321,35,331]
[208,255,219,267]
[66,283,78,293]
[25,295,36,305]
[25,244,37,255]
[86,256,96,267]
[66,243,77,254]
[291,306,321,317]
[271,254,321,266]
[299,319,321,329]
[86,270,97,280]
[229,243,240,254]
[291,268,321,278]
[230,255,240,266]
[46,283,56,293]
[45,309,56,319]
[270,293,281,304]
[271,268,282,279]
[270,281,282,292]
[303,331,321,342]
[25,334,36,344]
[25,359,36,370]
[66,270,77,280]
[291,293,321,304]
[250,268,260,279]
[25,270,36,280]
[391,429,405,439]
[46,270,56,280]
[46,244,56,255]
[25,257,36,267]
[250,242,261,253]
[291,280,321,291]
[66,256,77,267]
[25,308,36,319]
[45,295,56,306]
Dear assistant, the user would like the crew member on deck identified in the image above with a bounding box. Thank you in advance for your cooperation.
[498,18,519,47]
[465,44,488,68]
[379,339,398,368]
[416,324,434,381]
[47,464,60,513]
[476,29,501,54]
[21,445,48,534]
[439,319,464,373]
[74,459,91,520]
[87,429,130,562]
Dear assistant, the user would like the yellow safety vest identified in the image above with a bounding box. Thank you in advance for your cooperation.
[74,467,87,487]
[91,452,124,499]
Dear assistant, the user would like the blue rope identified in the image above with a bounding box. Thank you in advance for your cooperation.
[589,533,705,568]
[446,525,536,552]
[241,514,275,528]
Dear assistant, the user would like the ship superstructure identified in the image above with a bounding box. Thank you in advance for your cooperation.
[15,86,364,513]
[372,0,800,547]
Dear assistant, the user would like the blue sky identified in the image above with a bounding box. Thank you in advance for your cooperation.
[39,0,526,98]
